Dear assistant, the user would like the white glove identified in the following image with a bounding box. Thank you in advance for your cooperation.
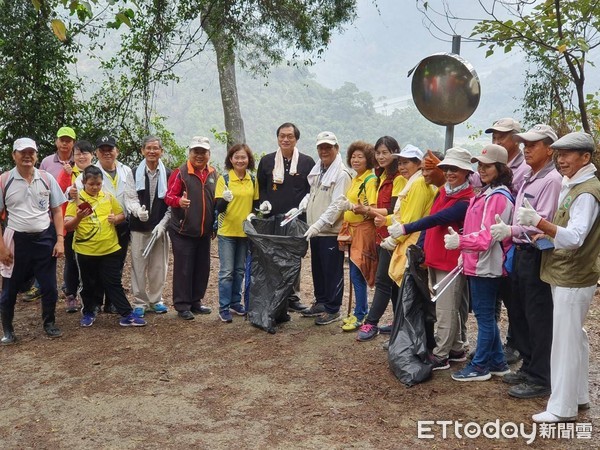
[444,227,460,250]
[222,189,234,203]
[151,222,166,239]
[246,213,256,222]
[284,207,298,218]
[517,198,542,227]
[298,194,310,211]
[336,195,353,212]
[387,218,405,239]
[303,219,324,241]
[490,214,512,242]
[136,205,149,222]
[259,201,272,214]
[380,236,398,251]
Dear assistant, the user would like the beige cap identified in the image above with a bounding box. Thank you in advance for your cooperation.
[13,137,38,152]
[485,118,522,134]
[471,144,508,165]
[438,147,474,172]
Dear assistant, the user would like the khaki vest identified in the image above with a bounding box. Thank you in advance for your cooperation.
[306,169,352,236]
[541,177,600,287]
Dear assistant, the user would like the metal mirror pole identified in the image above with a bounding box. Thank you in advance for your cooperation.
[444,35,462,152]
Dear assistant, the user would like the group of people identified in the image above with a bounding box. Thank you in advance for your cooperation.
[0,120,598,425]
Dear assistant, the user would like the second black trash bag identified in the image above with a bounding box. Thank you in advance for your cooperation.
[243,215,309,333]
[387,245,436,386]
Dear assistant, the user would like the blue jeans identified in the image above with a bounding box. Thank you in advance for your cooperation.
[469,276,506,369]
[218,236,248,311]
[350,260,368,321]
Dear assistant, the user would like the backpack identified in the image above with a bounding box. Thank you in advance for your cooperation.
[213,172,256,232]
[0,169,52,228]
[491,188,515,274]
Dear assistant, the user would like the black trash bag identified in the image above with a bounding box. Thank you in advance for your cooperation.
[387,245,435,386]
[243,215,309,334]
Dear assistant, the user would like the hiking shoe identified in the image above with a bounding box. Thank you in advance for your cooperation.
[80,313,96,327]
[428,353,450,371]
[44,322,62,338]
[315,311,341,325]
[21,287,42,302]
[151,303,168,314]
[379,324,393,335]
[448,350,468,362]
[190,305,212,315]
[120,313,147,327]
[301,302,326,317]
[451,364,491,382]
[503,343,522,365]
[219,309,233,323]
[229,303,246,316]
[356,323,379,342]
[133,307,146,318]
[579,403,591,411]
[502,370,529,385]
[490,363,511,376]
[1,331,16,345]
[508,382,551,399]
[341,317,363,332]
[178,311,195,320]
[288,299,308,312]
[65,295,80,313]
[342,314,357,324]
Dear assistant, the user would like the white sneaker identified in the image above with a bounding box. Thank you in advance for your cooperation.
[532,411,577,423]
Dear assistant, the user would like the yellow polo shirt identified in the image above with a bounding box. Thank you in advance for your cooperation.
[215,170,259,237]
[343,170,378,223]
[65,189,123,256]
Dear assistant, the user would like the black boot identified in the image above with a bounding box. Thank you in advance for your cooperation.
[42,306,62,339]
[1,310,16,345]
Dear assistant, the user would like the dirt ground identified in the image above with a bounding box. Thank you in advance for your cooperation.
[0,242,598,449]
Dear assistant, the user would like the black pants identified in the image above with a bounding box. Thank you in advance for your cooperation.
[76,251,132,316]
[0,228,58,329]
[63,231,80,296]
[310,236,344,314]
[169,231,211,312]
[364,246,398,326]
[509,246,553,386]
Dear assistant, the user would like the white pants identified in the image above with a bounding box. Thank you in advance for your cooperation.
[546,285,595,417]
[130,230,169,308]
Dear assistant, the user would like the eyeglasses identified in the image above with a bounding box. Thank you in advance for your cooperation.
[442,167,460,173]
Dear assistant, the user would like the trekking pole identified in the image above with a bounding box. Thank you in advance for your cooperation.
[431,265,463,303]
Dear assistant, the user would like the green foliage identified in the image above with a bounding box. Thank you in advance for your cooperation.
[469,0,600,134]
[0,2,85,169]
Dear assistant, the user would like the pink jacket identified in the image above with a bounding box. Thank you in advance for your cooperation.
[459,186,514,277]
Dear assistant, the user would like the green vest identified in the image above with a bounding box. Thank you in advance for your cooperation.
[541,177,600,287]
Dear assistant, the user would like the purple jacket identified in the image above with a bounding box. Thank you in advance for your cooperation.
[459,186,514,277]
[511,161,562,244]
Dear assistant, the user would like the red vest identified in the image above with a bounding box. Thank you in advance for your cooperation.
[424,185,474,271]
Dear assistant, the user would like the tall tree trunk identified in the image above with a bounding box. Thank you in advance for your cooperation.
[205,29,245,147]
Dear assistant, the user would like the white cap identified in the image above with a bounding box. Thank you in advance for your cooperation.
[514,124,558,143]
[316,131,338,146]
[189,136,210,150]
[395,144,424,161]
[13,138,38,152]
